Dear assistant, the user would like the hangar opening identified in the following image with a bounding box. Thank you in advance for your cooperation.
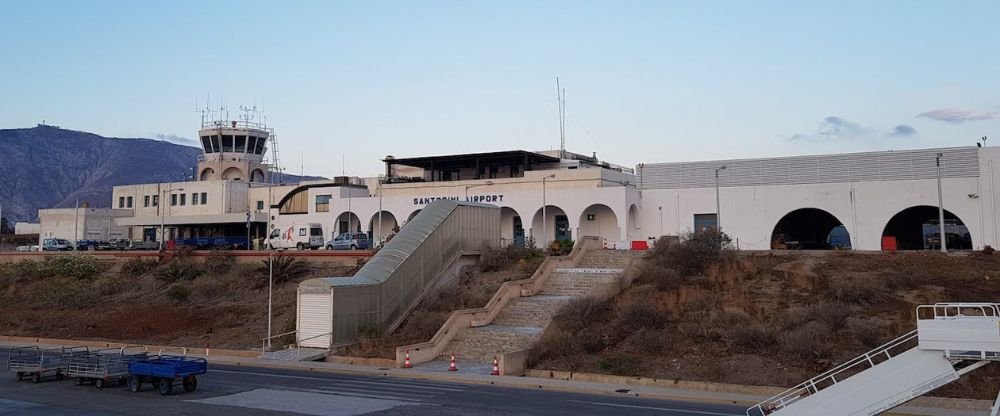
[771,208,851,250]
[882,206,972,250]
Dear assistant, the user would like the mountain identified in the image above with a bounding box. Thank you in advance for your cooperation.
[0,125,322,223]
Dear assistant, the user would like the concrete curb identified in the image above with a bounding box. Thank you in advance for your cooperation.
[0,337,991,416]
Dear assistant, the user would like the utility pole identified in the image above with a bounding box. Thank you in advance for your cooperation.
[541,174,555,248]
[936,153,947,253]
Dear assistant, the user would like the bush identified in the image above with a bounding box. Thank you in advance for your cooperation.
[598,352,641,376]
[619,299,666,331]
[204,250,236,275]
[121,258,158,278]
[42,255,101,279]
[639,263,683,291]
[811,302,850,331]
[166,284,191,303]
[851,320,884,348]
[647,229,733,277]
[782,322,833,359]
[156,260,202,283]
[776,306,812,330]
[627,328,670,355]
[553,297,613,334]
[480,246,544,273]
[258,254,311,285]
[726,323,779,354]
[34,278,99,308]
[547,239,575,256]
[827,278,886,305]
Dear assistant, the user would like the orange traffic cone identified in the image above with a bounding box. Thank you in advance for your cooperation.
[491,356,500,376]
[404,351,412,369]
[448,354,458,371]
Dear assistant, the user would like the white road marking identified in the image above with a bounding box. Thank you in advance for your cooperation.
[212,369,466,391]
[297,387,426,402]
[190,388,423,416]
[567,400,741,416]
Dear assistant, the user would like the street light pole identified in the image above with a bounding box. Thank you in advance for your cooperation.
[936,153,947,253]
[541,175,555,248]
[159,187,184,250]
[465,181,494,201]
[377,177,383,246]
[715,166,727,230]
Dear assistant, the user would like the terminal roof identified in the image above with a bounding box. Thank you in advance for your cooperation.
[383,150,559,170]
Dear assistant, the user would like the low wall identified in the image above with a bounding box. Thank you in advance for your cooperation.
[0,250,369,267]
[0,335,260,358]
[395,237,600,367]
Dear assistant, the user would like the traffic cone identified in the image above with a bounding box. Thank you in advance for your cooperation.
[403,351,412,369]
[490,356,500,376]
[448,354,458,371]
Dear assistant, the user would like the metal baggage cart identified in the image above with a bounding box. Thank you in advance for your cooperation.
[67,346,148,388]
[7,346,88,383]
[127,355,207,396]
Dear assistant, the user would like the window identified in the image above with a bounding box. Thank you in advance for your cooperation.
[192,193,199,205]
[118,196,125,208]
[210,135,220,153]
[315,195,331,212]
[201,136,213,153]
[693,213,718,233]
[299,228,306,237]
[200,192,208,205]
[279,189,309,214]
[234,135,246,153]
[257,201,264,211]
[310,227,323,237]
[143,195,150,207]
[269,229,280,239]
[222,135,234,152]
[180,194,186,206]
[126,196,133,208]
[170,194,177,206]
[152,195,159,207]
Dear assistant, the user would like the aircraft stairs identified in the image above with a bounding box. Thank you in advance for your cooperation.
[748,303,1000,416]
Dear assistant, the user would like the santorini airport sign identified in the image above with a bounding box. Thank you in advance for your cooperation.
[413,195,505,205]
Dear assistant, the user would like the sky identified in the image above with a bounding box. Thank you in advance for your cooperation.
[1,0,998,178]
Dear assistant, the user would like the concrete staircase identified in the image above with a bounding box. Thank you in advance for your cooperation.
[434,249,633,366]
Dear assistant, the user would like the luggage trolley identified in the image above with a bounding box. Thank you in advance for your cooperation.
[7,346,89,383]
[67,346,148,389]
[127,350,207,396]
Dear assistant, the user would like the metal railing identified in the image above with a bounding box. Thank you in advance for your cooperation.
[261,330,297,353]
[261,330,333,359]
[917,303,1000,320]
[747,330,919,416]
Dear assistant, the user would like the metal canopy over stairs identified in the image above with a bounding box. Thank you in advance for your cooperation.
[748,303,1000,416]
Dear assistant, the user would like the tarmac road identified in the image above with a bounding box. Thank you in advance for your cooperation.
[0,348,746,416]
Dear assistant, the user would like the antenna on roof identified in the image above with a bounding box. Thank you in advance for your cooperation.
[556,77,566,159]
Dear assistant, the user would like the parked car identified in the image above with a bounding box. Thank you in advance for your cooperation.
[41,238,73,251]
[15,245,32,252]
[326,232,369,250]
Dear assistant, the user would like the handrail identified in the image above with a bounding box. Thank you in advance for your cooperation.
[917,303,1000,320]
[394,236,598,367]
[748,330,919,415]
[261,330,298,353]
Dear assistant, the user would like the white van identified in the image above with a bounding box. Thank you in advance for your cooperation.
[267,223,324,250]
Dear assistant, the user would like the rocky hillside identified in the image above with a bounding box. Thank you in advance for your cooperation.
[0,125,321,222]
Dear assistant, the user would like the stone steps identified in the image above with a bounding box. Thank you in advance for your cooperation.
[575,250,636,268]
[492,295,572,327]
[538,272,620,296]
[440,325,542,363]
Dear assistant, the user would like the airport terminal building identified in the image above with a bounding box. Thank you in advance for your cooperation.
[35,119,1000,252]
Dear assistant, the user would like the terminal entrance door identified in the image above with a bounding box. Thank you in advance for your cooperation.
[555,215,571,241]
[513,216,525,247]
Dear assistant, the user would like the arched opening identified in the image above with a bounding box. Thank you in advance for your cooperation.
[368,211,399,244]
[578,204,619,243]
[771,208,851,250]
[500,207,525,247]
[882,206,972,250]
[627,204,639,241]
[199,168,216,181]
[531,205,570,247]
[221,167,244,181]
[407,209,422,222]
[250,168,265,183]
[334,212,362,237]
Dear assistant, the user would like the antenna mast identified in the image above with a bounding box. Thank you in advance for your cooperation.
[556,77,566,159]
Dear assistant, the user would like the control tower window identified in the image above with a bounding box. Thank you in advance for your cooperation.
[254,136,266,154]
[210,135,220,153]
[201,136,213,153]
[235,135,247,153]
[222,135,234,152]
[247,136,258,155]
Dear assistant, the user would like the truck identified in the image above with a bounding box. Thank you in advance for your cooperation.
[41,238,73,251]
[266,223,324,250]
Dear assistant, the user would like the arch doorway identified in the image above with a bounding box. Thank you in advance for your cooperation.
[578,204,619,243]
[882,206,972,250]
[771,208,852,249]
[531,205,570,247]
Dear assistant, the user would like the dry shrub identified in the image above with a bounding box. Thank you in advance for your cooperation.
[553,297,613,334]
[648,229,734,277]
[598,352,641,376]
[166,284,191,303]
[726,322,779,354]
[619,299,667,331]
[121,258,158,278]
[204,250,236,275]
[480,246,543,273]
[782,322,833,359]
[156,259,203,283]
[827,278,886,305]
[639,263,684,291]
[776,306,812,330]
[850,320,884,348]
[257,254,311,285]
[627,328,670,355]
[811,302,850,331]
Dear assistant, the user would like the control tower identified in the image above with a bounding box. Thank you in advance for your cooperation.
[196,119,272,182]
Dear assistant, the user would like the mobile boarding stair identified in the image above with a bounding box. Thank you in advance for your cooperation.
[748,303,1000,416]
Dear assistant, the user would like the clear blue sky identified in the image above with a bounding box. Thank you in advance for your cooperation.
[2,1,998,178]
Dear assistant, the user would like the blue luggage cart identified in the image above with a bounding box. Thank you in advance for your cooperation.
[127,355,207,395]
